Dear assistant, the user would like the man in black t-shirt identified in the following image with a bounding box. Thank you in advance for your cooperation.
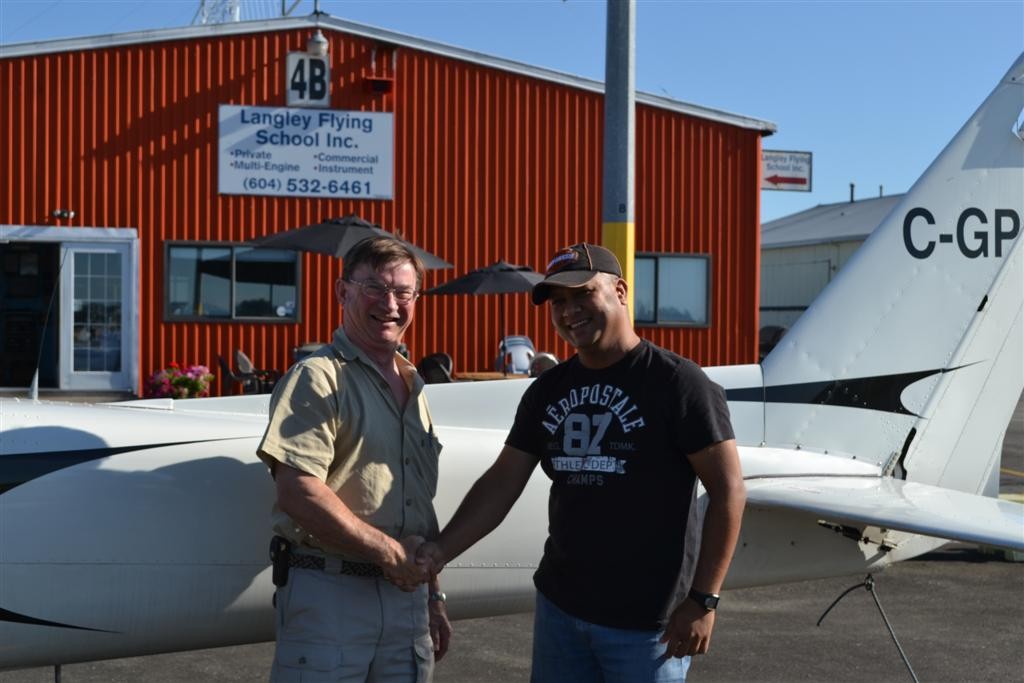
[419,243,746,682]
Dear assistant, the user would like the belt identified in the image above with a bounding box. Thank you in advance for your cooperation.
[288,552,384,579]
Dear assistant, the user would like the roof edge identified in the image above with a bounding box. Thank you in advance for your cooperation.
[0,13,776,134]
[762,236,872,250]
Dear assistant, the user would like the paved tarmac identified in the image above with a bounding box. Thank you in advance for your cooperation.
[4,401,1022,683]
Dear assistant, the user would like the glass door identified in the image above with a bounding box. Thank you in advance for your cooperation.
[60,243,132,391]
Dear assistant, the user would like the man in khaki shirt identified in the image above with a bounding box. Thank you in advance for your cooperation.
[258,236,450,682]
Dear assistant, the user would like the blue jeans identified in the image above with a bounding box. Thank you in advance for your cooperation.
[531,591,690,682]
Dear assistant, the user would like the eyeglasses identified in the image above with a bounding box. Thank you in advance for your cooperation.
[346,278,419,304]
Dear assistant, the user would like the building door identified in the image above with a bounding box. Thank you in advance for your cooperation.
[0,242,60,388]
[59,242,133,391]
[759,258,834,329]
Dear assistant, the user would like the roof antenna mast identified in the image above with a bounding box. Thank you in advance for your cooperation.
[192,0,241,25]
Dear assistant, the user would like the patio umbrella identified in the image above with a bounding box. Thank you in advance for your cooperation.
[425,261,543,372]
[425,260,542,296]
[248,213,452,269]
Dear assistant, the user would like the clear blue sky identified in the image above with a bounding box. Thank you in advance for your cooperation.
[2,0,1021,222]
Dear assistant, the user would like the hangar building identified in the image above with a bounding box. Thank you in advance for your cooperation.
[760,193,904,331]
[0,13,774,395]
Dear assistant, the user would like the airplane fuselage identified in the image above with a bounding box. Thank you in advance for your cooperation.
[0,371,902,670]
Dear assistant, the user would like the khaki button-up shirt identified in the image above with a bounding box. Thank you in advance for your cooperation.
[257,327,441,560]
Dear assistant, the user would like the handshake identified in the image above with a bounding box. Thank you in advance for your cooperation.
[382,535,447,592]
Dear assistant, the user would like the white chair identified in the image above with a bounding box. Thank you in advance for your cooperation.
[234,349,281,393]
[495,335,535,374]
[529,352,559,377]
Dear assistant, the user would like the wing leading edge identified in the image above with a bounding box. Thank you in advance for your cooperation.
[745,476,1024,552]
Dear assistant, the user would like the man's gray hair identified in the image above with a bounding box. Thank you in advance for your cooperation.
[342,237,425,287]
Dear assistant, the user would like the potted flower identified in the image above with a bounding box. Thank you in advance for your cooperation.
[145,361,215,399]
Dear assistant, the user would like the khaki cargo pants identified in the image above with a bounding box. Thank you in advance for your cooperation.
[271,567,434,682]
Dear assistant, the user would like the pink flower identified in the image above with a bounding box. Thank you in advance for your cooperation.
[145,360,215,399]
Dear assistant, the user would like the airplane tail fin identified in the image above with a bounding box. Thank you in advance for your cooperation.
[760,53,1024,495]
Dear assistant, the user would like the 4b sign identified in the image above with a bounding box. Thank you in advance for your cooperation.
[286,53,330,108]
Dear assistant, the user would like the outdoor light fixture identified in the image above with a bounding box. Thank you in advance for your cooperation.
[51,209,75,219]
[307,29,328,56]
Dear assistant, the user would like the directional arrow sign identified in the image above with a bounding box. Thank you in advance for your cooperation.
[765,174,808,186]
[762,151,812,192]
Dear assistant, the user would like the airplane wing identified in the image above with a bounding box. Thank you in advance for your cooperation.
[744,476,1024,552]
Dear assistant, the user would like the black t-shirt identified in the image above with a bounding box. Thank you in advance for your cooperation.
[506,340,734,630]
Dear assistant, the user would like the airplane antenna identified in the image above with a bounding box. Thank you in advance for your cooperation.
[28,248,69,400]
[817,574,920,683]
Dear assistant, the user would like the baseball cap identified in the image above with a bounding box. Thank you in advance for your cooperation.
[532,243,623,304]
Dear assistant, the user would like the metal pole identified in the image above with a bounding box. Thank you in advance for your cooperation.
[602,0,636,321]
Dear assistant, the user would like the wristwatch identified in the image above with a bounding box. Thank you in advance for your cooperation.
[429,590,447,603]
[687,587,720,611]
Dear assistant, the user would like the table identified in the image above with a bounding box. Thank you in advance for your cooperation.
[456,371,529,381]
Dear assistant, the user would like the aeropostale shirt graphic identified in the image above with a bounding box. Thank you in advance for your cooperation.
[507,341,734,630]
[541,383,646,435]
[540,383,644,486]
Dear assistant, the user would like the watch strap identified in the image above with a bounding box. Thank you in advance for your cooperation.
[687,587,720,611]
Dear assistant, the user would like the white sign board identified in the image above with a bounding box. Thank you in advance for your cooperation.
[285,52,331,108]
[762,150,812,192]
[218,104,394,200]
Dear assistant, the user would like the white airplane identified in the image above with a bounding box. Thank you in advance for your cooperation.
[1,53,1022,672]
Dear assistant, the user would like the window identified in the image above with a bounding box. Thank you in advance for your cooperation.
[73,252,122,371]
[165,244,299,321]
[634,254,709,327]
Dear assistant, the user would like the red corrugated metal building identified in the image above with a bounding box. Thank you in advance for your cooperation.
[0,15,774,396]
